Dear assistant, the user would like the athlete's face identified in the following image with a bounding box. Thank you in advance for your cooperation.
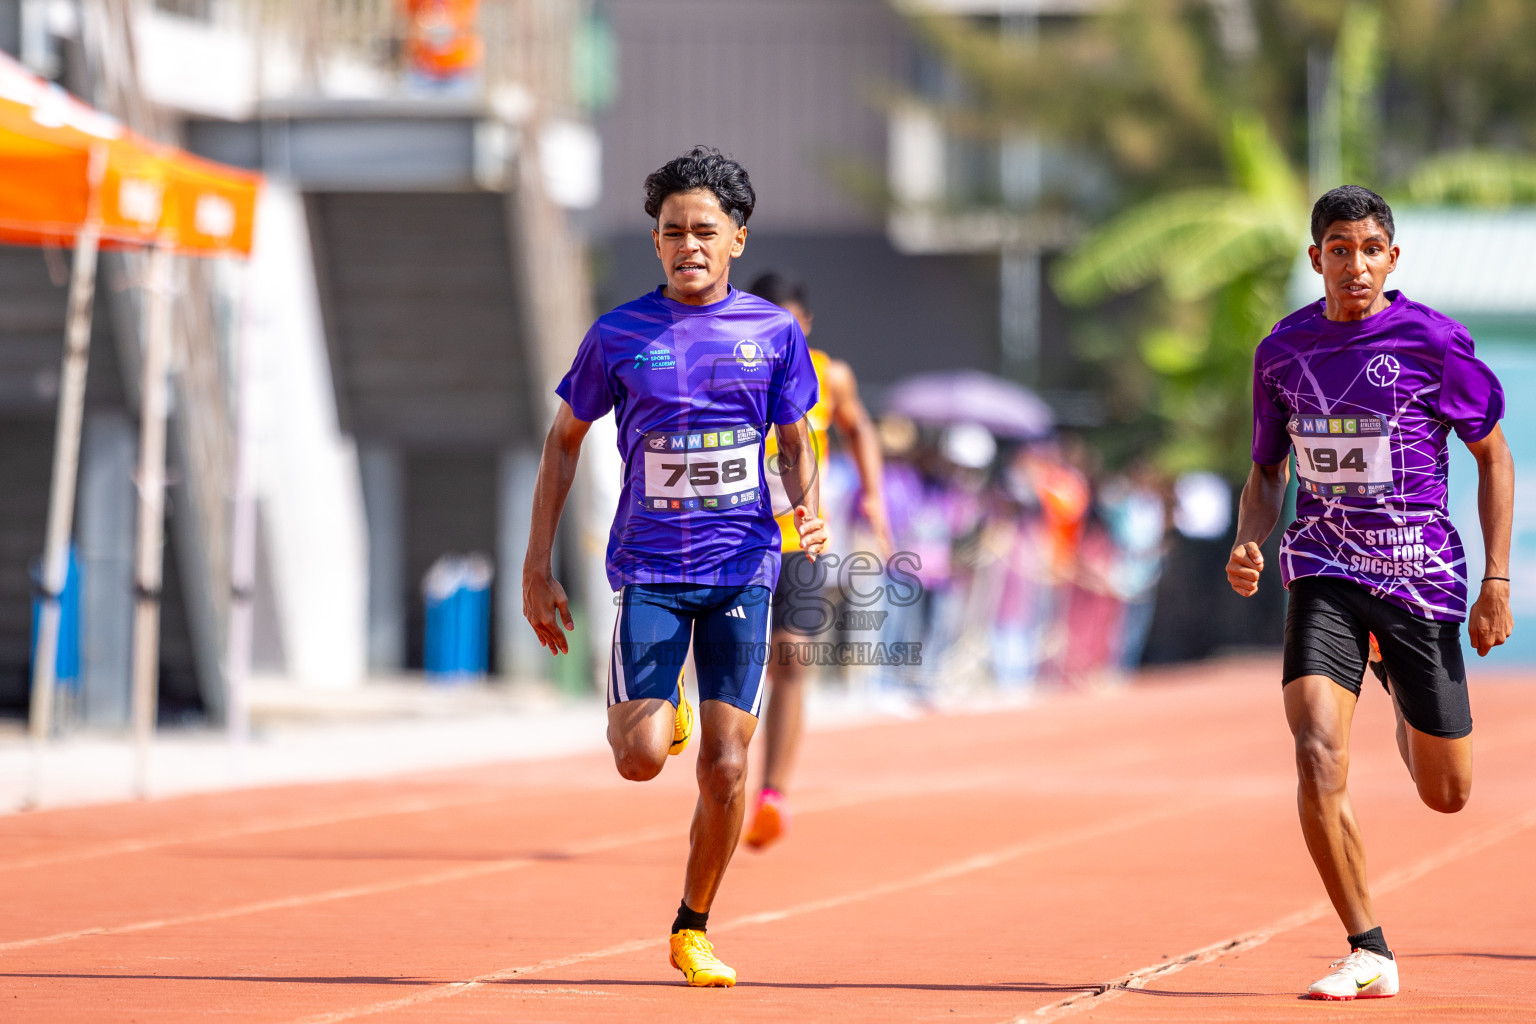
[652,190,747,306]
[1309,217,1399,322]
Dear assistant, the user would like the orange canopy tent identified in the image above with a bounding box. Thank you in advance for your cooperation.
[0,52,264,799]
[0,51,259,253]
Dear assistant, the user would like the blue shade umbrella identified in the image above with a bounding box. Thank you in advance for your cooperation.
[885,370,1055,440]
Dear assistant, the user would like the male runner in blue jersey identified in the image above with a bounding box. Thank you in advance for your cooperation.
[1228,185,1513,999]
[522,147,826,988]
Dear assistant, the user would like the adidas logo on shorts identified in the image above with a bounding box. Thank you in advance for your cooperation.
[726,606,746,619]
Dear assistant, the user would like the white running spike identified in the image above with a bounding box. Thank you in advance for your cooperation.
[1306,948,1398,1000]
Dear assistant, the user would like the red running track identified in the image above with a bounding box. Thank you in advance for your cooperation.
[3,658,1535,1023]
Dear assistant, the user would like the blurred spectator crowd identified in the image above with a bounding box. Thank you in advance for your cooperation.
[813,415,1178,698]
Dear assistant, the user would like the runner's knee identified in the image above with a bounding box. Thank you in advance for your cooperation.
[696,744,749,803]
[614,747,665,782]
[609,732,667,782]
[1293,730,1349,794]
[1416,772,1470,814]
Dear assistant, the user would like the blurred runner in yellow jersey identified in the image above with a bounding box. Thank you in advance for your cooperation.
[745,272,893,850]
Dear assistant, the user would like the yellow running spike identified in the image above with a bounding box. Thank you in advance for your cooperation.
[670,671,693,756]
[669,929,736,987]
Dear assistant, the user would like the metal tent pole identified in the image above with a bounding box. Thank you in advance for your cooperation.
[130,244,173,799]
[225,261,257,782]
[27,146,106,808]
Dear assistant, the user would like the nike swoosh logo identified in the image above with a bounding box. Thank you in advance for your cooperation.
[1356,973,1381,991]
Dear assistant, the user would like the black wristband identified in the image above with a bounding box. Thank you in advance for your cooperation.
[1483,576,1510,583]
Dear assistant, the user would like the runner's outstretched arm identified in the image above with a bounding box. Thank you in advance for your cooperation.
[824,358,892,558]
[1465,423,1514,656]
[774,416,829,560]
[523,401,592,655]
[1227,459,1290,597]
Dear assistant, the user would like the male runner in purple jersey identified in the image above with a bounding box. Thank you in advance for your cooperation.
[1227,185,1514,1000]
[522,147,826,987]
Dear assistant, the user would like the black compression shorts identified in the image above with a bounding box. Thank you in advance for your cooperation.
[1282,576,1472,739]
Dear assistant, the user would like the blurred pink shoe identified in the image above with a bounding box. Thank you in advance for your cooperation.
[744,789,789,850]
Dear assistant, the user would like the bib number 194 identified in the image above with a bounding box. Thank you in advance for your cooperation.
[1288,415,1392,498]
[1301,446,1368,474]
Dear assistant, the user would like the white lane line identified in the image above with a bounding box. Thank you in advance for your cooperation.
[1015,805,1536,1023]
[286,798,1220,1024]
[0,791,524,874]
[0,767,1035,954]
[0,821,682,954]
[0,765,1002,879]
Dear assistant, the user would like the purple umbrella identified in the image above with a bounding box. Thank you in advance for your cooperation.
[884,370,1055,440]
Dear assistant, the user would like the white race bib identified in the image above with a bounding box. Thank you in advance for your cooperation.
[640,425,762,513]
[1289,415,1393,498]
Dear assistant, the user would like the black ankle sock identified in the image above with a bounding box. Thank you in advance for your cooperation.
[672,900,708,934]
[1347,926,1392,959]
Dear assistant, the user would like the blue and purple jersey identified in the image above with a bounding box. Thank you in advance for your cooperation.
[557,286,820,591]
[1251,291,1504,621]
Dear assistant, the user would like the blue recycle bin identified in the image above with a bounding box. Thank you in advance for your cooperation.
[30,546,81,691]
[423,553,493,681]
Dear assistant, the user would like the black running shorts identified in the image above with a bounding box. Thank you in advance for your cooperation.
[771,550,835,640]
[1282,576,1472,739]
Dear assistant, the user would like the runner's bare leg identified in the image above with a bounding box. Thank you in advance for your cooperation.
[683,700,758,911]
[760,636,805,794]
[1284,675,1377,936]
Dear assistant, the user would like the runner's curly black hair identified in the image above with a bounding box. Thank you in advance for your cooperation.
[1310,185,1394,245]
[643,146,756,228]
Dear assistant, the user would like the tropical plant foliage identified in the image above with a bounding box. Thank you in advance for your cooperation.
[905,0,1536,474]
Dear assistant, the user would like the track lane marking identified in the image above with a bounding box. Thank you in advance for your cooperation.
[1013,805,1536,1022]
[0,768,1093,953]
[0,791,527,875]
[0,821,684,954]
[284,798,1222,1024]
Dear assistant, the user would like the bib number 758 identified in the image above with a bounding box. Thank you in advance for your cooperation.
[658,458,749,488]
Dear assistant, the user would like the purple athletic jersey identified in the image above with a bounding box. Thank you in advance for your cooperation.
[1251,291,1504,621]
[557,286,820,590]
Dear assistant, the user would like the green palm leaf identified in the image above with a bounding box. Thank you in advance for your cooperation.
[1052,188,1234,304]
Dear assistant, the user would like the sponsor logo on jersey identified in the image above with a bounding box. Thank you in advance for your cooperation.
[649,436,668,450]
[1366,353,1401,387]
[683,498,700,510]
[687,434,703,449]
[718,430,734,446]
[738,426,757,442]
[1329,418,1342,433]
[703,432,718,448]
[704,498,718,508]
[669,436,686,450]
[653,498,668,509]
[730,494,739,505]
[634,345,676,370]
[1344,419,1358,434]
[670,500,681,509]
[734,339,764,370]
[1332,484,1347,494]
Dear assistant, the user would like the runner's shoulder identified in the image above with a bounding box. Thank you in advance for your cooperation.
[1397,296,1471,342]
[730,291,801,336]
[594,289,671,329]
[1256,300,1325,362]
